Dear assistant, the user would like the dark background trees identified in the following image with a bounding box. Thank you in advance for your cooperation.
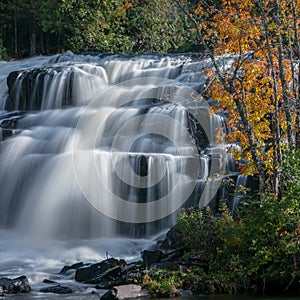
[0,0,197,58]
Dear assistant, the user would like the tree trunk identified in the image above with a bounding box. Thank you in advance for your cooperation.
[296,66,300,149]
[274,0,294,149]
[259,0,283,199]
[234,83,266,198]
[14,8,17,56]
[30,20,37,57]
[40,31,44,54]
[291,0,300,149]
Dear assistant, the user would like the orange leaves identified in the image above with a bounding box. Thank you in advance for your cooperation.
[194,0,299,180]
[207,0,260,55]
[124,2,132,8]
[207,56,277,175]
[194,4,202,15]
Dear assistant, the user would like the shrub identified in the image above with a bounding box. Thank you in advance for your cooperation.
[143,152,300,296]
[142,270,183,297]
[174,163,300,295]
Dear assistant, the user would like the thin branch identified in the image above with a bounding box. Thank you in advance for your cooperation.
[173,0,230,91]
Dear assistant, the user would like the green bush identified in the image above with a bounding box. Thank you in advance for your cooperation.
[174,204,250,294]
[241,197,300,292]
[173,152,300,295]
[143,270,184,297]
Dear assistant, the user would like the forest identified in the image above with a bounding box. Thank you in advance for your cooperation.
[0,0,197,57]
[1,0,300,296]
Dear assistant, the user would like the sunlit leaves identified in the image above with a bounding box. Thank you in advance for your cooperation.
[186,0,300,191]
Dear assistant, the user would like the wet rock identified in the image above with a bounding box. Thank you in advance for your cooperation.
[75,258,125,285]
[121,262,141,275]
[93,265,122,286]
[158,236,172,250]
[179,289,193,297]
[0,128,17,140]
[59,261,84,274]
[0,111,26,140]
[114,284,150,299]
[161,249,183,262]
[0,276,31,295]
[40,285,73,294]
[95,284,109,289]
[121,262,143,284]
[0,111,26,122]
[141,250,163,267]
[100,289,116,300]
[162,226,179,249]
[6,67,73,111]
[43,279,57,284]
[101,284,150,300]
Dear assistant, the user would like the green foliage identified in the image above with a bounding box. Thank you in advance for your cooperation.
[125,0,194,53]
[283,152,300,199]
[174,156,300,295]
[174,205,249,294]
[142,270,183,297]
[240,197,300,286]
[0,0,196,57]
[38,0,126,53]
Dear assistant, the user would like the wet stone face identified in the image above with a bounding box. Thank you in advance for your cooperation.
[6,67,74,111]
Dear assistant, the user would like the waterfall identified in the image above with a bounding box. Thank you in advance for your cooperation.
[0,52,237,241]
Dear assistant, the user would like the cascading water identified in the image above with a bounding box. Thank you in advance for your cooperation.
[0,52,239,294]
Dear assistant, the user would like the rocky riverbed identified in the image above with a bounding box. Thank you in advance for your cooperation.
[0,229,192,299]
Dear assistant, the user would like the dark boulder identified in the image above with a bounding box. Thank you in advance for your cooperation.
[141,250,163,267]
[75,258,125,286]
[40,285,72,294]
[43,279,57,284]
[161,249,183,262]
[162,225,179,248]
[120,262,143,284]
[0,111,26,140]
[6,67,74,111]
[100,289,117,300]
[59,261,84,274]
[0,276,31,295]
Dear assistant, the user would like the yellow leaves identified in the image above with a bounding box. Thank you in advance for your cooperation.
[239,161,257,176]
[253,120,271,139]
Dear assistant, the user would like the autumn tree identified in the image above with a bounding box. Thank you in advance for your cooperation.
[175,0,300,199]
